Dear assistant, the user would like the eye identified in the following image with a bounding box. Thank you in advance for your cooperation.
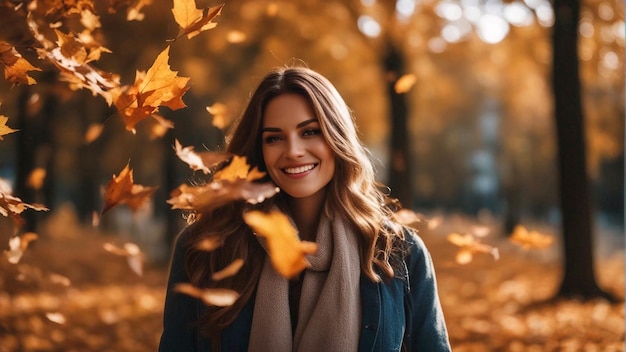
[302,128,322,137]
[264,135,282,144]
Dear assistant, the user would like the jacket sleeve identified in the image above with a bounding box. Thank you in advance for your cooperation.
[159,229,206,352]
[404,229,452,351]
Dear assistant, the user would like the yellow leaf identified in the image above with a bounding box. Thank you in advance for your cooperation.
[0,115,18,140]
[174,283,240,306]
[243,210,317,279]
[509,225,554,250]
[212,258,244,281]
[172,0,224,40]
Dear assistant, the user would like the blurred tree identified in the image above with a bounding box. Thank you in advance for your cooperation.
[551,0,615,301]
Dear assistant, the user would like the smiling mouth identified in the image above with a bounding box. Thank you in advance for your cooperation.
[283,164,317,174]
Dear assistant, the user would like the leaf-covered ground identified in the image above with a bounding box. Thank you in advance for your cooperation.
[0,210,623,352]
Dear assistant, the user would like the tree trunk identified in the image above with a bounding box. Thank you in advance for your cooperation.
[383,43,412,208]
[551,0,614,300]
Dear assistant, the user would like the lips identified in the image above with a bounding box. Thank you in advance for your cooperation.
[283,163,317,174]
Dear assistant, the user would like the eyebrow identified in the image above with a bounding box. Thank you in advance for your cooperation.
[261,118,318,133]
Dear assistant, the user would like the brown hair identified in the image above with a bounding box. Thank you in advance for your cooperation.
[183,66,404,339]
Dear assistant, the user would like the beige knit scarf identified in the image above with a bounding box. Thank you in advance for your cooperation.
[248,211,362,352]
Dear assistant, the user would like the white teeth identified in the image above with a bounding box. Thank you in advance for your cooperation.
[284,164,315,174]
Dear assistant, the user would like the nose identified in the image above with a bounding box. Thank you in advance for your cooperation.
[285,138,305,159]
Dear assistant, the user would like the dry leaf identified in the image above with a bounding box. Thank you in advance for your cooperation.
[211,258,244,281]
[167,179,279,212]
[174,283,239,306]
[26,168,46,190]
[45,312,66,324]
[447,232,499,265]
[103,242,144,276]
[172,0,223,40]
[243,210,318,279]
[0,192,49,228]
[1,42,41,86]
[111,46,189,131]
[174,139,211,174]
[213,155,265,182]
[84,123,104,143]
[0,115,18,140]
[5,232,38,264]
[206,102,229,129]
[393,208,426,225]
[509,225,554,250]
[101,162,157,214]
[394,73,417,94]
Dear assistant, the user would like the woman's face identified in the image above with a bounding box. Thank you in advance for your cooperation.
[261,93,336,201]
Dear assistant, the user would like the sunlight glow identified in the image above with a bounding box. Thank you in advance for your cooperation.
[503,1,534,27]
[614,21,625,42]
[598,2,614,21]
[579,20,594,38]
[435,1,463,21]
[476,14,509,44]
[534,2,554,27]
[360,0,375,6]
[428,37,447,53]
[396,0,416,18]
[357,15,381,37]
[442,19,472,43]
[601,49,619,70]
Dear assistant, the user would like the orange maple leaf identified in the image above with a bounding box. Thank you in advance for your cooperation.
[243,210,318,279]
[102,162,157,214]
[0,115,18,140]
[0,42,41,86]
[172,0,223,40]
[111,46,190,132]
[0,191,49,229]
[213,155,265,182]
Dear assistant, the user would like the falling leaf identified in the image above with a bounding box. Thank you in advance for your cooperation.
[226,30,246,44]
[48,273,72,287]
[5,232,38,264]
[509,225,554,250]
[174,283,239,306]
[26,168,46,190]
[206,102,229,129]
[111,46,190,131]
[167,179,279,213]
[101,162,157,214]
[174,139,211,174]
[213,155,265,182]
[393,208,426,225]
[171,0,224,40]
[447,232,499,265]
[394,73,417,94]
[148,114,174,139]
[84,123,104,143]
[0,115,18,140]
[45,312,66,324]
[211,258,244,281]
[243,210,318,279]
[103,242,144,276]
[1,41,41,86]
[0,192,48,228]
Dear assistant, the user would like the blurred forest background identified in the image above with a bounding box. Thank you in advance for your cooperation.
[0,0,624,351]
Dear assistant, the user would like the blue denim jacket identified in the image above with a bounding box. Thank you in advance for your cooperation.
[159,228,451,351]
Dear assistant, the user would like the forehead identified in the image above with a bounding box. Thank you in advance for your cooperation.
[263,93,317,127]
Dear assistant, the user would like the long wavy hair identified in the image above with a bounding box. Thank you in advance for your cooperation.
[183,66,404,339]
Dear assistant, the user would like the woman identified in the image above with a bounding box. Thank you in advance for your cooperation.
[159,66,451,351]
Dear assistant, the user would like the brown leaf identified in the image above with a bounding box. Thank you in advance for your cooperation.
[172,1,223,40]
[174,283,239,306]
[0,192,49,228]
[112,46,190,131]
[102,162,157,214]
[167,179,279,212]
[5,232,38,264]
[103,242,144,276]
[509,225,554,250]
[206,102,229,129]
[213,155,265,182]
[84,123,104,143]
[196,235,222,251]
[1,42,41,86]
[0,115,18,140]
[26,168,46,190]
[174,139,211,174]
[447,232,499,264]
[243,210,318,279]
[211,258,244,281]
